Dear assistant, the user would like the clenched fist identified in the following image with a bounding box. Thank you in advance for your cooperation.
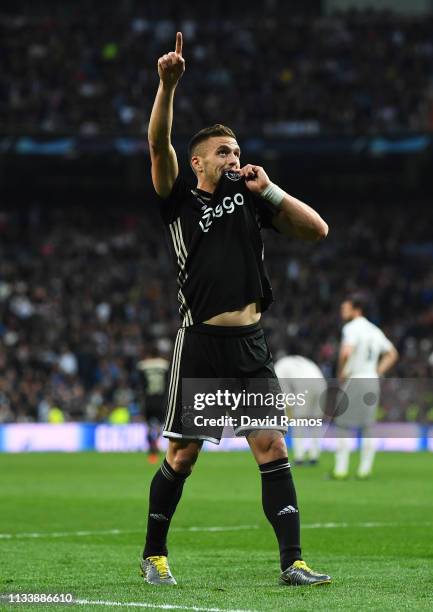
[158,32,185,88]
[240,164,272,195]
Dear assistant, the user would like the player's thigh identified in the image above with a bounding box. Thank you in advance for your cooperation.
[224,326,288,443]
[166,438,203,472]
[226,326,281,401]
[163,327,223,438]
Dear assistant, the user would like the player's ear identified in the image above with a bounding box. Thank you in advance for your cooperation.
[191,155,202,174]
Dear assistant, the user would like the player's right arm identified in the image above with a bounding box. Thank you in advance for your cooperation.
[377,345,399,376]
[148,32,185,199]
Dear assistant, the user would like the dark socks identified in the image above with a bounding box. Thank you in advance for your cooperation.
[259,457,302,571]
[143,459,189,558]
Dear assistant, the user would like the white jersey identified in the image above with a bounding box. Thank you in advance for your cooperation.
[274,355,327,417]
[341,316,393,378]
[275,355,325,385]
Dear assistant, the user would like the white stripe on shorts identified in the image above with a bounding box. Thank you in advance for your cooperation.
[164,328,186,433]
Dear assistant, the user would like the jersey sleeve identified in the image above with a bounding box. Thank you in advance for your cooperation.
[252,195,280,232]
[158,175,192,225]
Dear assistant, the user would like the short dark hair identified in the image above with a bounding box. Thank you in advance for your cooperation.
[346,292,368,313]
[188,124,237,158]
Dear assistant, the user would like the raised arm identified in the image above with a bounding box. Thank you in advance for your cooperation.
[239,164,328,241]
[148,32,185,198]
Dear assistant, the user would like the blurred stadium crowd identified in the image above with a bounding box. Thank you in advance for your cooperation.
[0,200,431,423]
[1,0,433,136]
[1,1,432,423]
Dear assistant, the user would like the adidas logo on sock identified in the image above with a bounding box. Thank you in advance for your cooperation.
[277,505,298,516]
[150,513,169,521]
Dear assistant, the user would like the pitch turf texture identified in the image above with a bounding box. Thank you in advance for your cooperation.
[0,452,432,612]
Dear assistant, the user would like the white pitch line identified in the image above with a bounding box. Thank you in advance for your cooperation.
[0,521,431,540]
[0,525,259,540]
[75,600,256,612]
[0,529,127,540]
[182,525,258,533]
[302,521,433,529]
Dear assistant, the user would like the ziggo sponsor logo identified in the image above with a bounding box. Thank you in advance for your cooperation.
[199,193,244,233]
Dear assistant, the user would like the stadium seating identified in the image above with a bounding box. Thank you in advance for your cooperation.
[0,201,431,422]
[1,2,433,136]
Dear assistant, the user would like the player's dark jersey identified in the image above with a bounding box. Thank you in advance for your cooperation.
[160,171,278,327]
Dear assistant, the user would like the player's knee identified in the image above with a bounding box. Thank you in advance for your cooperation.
[266,435,287,460]
[170,452,198,474]
[249,431,287,461]
[167,441,202,474]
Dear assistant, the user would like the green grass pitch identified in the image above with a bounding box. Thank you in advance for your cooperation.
[0,451,432,611]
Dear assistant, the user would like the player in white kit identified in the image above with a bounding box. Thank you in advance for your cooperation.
[333,294,399,479]
[275,355,327,465]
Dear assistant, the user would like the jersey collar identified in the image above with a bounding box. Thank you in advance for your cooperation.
[194,187,212,199]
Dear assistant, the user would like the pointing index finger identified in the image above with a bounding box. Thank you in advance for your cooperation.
[175,31,183,56]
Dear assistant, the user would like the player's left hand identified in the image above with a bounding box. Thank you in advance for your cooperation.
[239,164,271,195]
